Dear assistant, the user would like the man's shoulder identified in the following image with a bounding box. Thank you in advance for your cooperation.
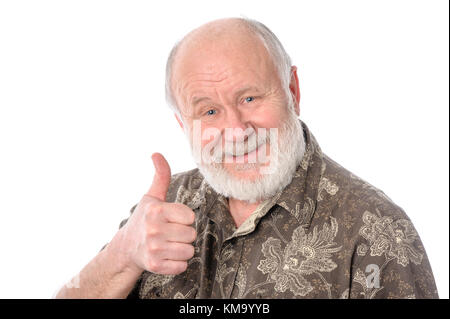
[319,153,410,224]
[319,154,438,299]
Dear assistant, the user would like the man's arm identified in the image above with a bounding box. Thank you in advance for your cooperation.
[54,228,143,299]
[54,153,197,299]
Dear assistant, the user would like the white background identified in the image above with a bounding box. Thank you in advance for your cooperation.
[0,0,448,298]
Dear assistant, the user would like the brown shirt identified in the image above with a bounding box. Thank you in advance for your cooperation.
[120,121,438,299]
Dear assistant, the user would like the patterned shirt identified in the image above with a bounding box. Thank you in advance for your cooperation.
[120,120,438,299]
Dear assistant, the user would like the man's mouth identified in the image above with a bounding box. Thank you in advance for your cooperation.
[223,142,266,163]
[206,131,271,164]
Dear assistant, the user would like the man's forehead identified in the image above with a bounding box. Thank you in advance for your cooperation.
[173,40,272,89]
[170,19,280,110]
[176,65,270,104]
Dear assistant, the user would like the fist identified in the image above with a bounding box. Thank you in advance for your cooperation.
[118,153,197,275]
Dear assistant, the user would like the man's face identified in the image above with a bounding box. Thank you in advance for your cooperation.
[173,32,294,181]
[170,27,304,203]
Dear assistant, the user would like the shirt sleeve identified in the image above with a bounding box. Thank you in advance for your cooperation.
[348,213,439,299]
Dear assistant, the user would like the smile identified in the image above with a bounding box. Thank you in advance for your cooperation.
[223,142,266,163]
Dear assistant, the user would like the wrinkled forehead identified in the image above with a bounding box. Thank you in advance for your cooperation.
[171,29,280,107]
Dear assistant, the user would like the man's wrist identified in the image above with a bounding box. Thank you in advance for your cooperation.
[104,228,143,278]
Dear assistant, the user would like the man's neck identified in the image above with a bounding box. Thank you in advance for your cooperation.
[228,197,262,228]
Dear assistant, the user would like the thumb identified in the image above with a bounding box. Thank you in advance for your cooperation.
[146,152,171,201]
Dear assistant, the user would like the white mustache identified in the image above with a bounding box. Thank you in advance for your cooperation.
[210,131,269,161]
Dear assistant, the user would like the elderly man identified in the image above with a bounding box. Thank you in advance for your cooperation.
[56,17,438,299]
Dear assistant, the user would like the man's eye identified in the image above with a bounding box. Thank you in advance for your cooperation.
[205,109,216,116]
[245,96,255,103]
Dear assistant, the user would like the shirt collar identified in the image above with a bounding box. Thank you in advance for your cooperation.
[274,120,323,229]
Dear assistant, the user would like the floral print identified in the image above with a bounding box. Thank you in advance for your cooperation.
[359,210,423,267]
[118,120,438,299]
[257,217,342,296]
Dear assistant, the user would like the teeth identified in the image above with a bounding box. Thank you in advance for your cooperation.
[210,132,268,161]
[224,133,263,156]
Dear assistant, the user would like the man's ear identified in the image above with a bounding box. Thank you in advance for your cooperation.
[174,113,184,130]
[289,66,301,116]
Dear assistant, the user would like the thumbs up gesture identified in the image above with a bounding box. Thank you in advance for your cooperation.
[116,153,197,275]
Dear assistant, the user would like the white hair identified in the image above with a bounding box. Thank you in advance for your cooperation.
[164,17,293,115]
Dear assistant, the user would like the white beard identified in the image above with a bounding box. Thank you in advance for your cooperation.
[186,103,306,203]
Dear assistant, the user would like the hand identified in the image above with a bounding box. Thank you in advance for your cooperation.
[117,153,196,275]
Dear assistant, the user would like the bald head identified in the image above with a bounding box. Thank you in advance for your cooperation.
[175,18,265,58]
[165,18,292,115]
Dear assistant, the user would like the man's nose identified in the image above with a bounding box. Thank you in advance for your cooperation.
[222,107,252,143]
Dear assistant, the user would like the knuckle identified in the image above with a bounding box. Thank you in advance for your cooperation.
[147,259,161,273]
[146,224,161,237]
[144,201,163,216]
[147,240,162,253]
[148,203,163,216]
[142,199,156,211]
[161,207,173,220]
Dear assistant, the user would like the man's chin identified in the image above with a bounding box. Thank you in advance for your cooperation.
[221,162,265,181]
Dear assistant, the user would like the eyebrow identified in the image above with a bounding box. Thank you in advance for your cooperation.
[191,96,212,107]
[190,86,261,107]
[235,86,261,99]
